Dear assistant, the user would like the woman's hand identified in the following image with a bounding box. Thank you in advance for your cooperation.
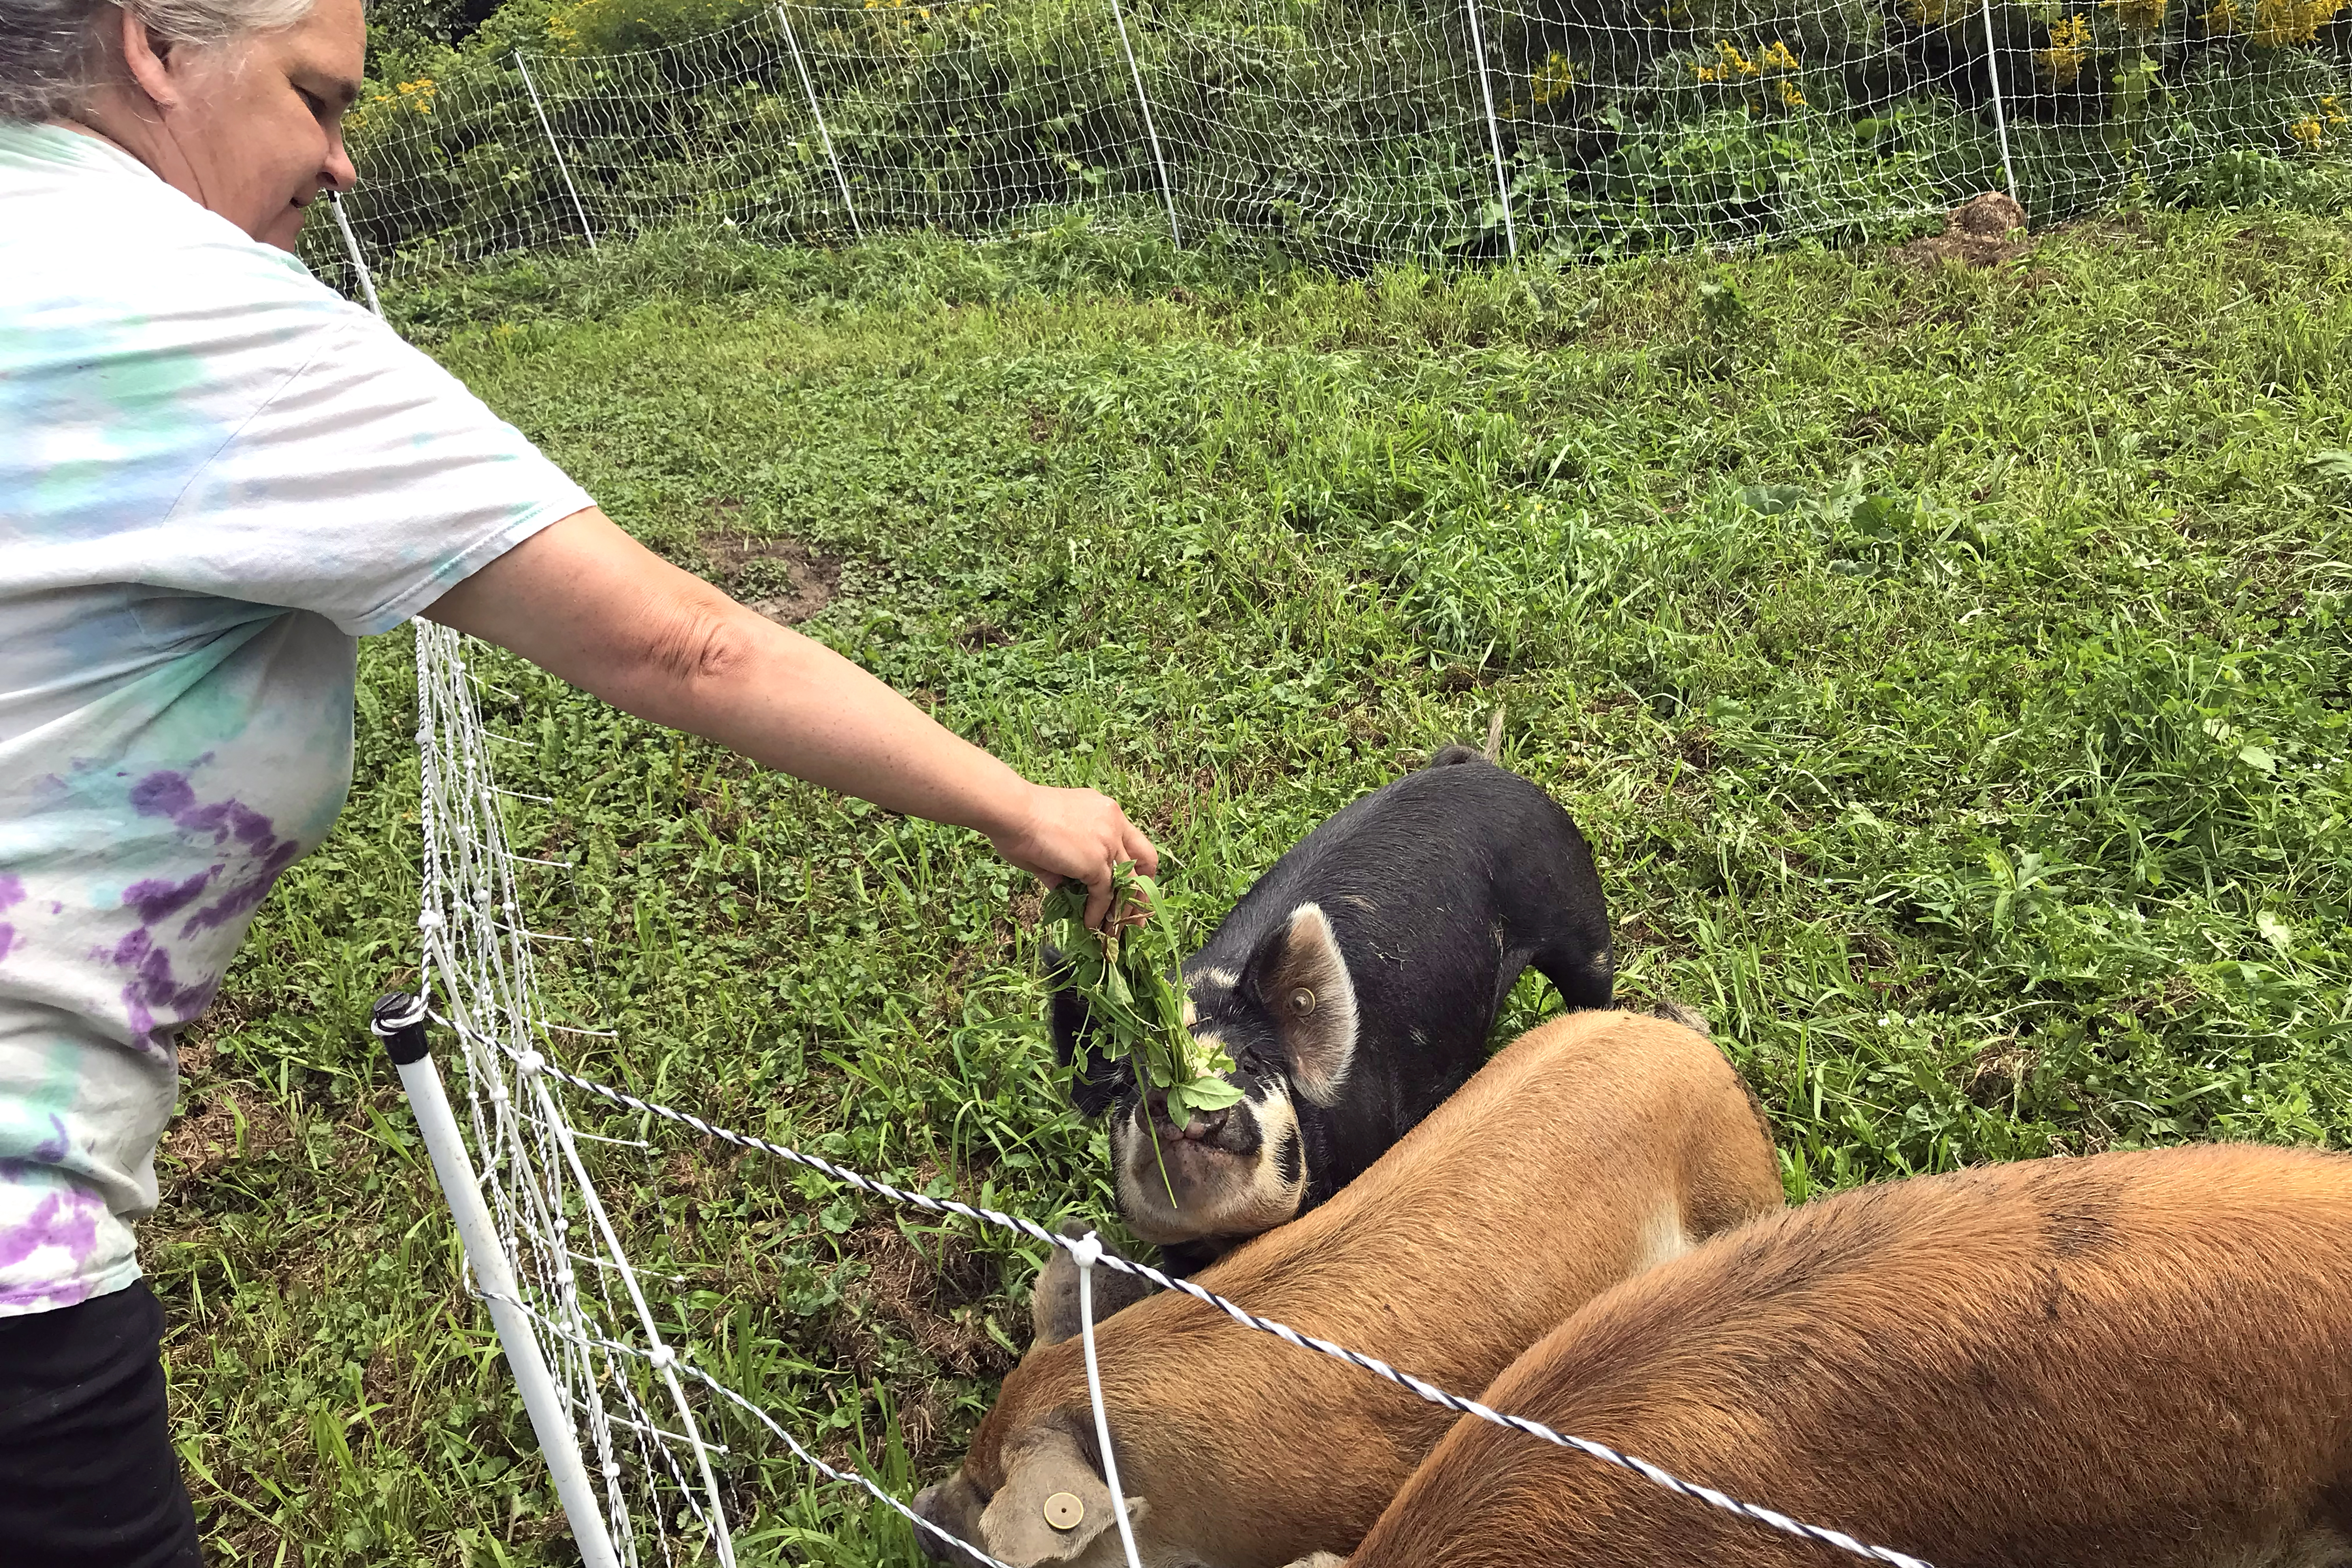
[988,784,1160,930]
[427,509,1159,927]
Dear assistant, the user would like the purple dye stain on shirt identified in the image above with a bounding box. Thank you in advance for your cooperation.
[111,771,293,1053]
[0,873,20,965]
[122,868,219,926]
[0,1119,101,1309]
[0,1188,107,1309]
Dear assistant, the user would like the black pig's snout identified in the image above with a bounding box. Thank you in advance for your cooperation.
[1145,1089,1236,1142]
[1144,1088,1254,1155]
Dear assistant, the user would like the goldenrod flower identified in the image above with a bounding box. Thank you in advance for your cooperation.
[1696,39,1761,80]
[1530,50,1585,106]
[2038,14,2094,83]
[2205,0,2350,43]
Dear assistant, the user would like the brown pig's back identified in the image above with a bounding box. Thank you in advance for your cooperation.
[1350,1142,2352,1568]
[978,1007,1785,1563]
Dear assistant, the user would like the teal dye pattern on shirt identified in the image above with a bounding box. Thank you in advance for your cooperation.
[0,122,593,1314]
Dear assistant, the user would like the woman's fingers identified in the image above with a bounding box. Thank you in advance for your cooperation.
[989,784,1160,928]
[1122,819,1160,879]
[1081,874,1115,933]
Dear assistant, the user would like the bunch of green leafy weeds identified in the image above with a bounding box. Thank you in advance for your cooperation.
[1039,864,1243,1131]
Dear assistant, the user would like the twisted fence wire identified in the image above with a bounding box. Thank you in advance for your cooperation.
[306,0,2352,294]
[405,624,1938,1568]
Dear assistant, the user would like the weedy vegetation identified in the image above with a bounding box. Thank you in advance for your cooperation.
[1040,866,1246,1141]
[158,192,2350,1564]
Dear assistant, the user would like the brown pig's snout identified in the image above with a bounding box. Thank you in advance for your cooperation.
[911,1478,986,1565]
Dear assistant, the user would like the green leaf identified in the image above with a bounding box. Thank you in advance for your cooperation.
[2258,911,2294,954]
[2238,744,2277,773]
[2306,449,2352,481]
[1173,1076,1244,1113]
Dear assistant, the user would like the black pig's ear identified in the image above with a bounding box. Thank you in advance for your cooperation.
[1249,904,1360,1106]
[1045,944,1119,1118]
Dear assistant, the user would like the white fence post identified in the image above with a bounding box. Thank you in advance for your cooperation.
[776,2,863,239]
[372,997,622,1568]
[1108,0,1183,247]
[515,50,600,250]
[328,193,385,318]
[1073,1235,1146,1568]
[1463,0,1518,260]
[1980,0,2019,199]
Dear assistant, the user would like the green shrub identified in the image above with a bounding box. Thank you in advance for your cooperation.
[312,0,2352,288]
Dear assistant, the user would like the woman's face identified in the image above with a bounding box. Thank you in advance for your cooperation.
[147,0,365,250]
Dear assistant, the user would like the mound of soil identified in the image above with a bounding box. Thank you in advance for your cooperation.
[1896,191,2034,269]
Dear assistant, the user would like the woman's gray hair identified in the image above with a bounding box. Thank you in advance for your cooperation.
[1,0,320,121]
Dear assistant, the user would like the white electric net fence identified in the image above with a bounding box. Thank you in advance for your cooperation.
[308,0,2352,294]
[397,618,1963,1566]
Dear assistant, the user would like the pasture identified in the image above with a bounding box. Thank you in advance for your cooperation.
[157,202,2351,1563]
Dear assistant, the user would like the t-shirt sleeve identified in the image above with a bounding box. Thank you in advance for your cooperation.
[163,301,594,638]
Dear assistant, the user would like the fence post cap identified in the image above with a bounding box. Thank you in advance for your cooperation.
[371,991,432,1066]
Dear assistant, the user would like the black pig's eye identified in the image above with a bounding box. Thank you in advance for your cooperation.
[1288,987,1316,1015]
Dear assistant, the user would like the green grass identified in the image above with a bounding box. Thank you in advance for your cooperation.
[156,200,2352,1564]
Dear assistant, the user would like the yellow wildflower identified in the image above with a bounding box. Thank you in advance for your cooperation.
[1529,51,1585,106]
[2038,14,2094,83]
[1696,39,1760,81]
[1778,77,1807,107]
[1759,40,1800,71]
[2205,0,2350,43]
[2100,0,2167,26]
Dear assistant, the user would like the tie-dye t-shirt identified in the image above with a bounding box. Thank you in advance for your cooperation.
[0,122,592,1315]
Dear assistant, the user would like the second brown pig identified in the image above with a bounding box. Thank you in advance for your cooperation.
[911,1006,1785,1568]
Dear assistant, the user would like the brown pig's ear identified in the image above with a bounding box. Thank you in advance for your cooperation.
[1029,1227,1157,1350]
[1250,903,1360,1106]
[980,1424,1148,1565]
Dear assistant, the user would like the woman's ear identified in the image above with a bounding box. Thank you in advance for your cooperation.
[1247,904,1359,1106]
[117,6,184,111]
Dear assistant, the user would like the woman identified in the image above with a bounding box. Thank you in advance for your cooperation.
[0,0,1157,1559]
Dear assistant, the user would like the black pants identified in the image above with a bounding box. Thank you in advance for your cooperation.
[0,1280,203,1567]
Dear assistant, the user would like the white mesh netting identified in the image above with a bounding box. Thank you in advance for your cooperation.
[398,619,1952,1568]
[308,0,2352,292]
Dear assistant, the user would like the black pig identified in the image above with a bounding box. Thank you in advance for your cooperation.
[1050,747,1612,1273]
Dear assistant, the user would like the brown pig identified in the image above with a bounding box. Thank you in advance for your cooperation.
[1317,1142,2352,1568]
[909,1007,1787,1568]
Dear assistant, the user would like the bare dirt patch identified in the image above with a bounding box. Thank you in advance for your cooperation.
[825,1220,1019,1464]
[704,529,843,625]
[161,1082,292,1189]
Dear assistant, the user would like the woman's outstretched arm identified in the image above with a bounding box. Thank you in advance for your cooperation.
[427,506,1156,927]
